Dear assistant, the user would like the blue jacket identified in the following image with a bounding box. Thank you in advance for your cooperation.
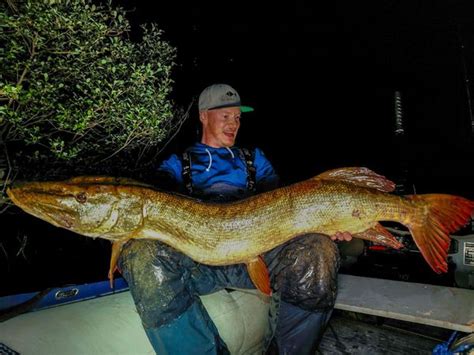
[158,142,279,199]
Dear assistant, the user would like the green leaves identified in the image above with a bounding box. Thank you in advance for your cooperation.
[0,0,179,179]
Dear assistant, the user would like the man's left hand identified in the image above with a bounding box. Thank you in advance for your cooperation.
[330,231,353,241]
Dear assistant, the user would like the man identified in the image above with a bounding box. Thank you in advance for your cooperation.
[119,84,351,354]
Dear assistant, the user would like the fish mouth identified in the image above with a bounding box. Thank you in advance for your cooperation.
[7,185,78,229]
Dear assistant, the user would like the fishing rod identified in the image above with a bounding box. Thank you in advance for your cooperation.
[456,24,474,136]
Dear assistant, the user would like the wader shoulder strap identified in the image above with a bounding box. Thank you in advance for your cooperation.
[241,148,257,192]
[181,151,193,195]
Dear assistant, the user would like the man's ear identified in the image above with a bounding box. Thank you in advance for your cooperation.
[199,111,207,125]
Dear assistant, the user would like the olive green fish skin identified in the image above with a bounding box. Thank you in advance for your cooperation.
[7,177,417,265]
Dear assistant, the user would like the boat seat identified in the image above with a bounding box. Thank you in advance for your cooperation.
[335,274,474,333]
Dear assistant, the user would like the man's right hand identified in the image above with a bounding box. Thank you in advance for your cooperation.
[330,231,353,242]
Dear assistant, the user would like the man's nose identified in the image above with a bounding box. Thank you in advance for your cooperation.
[228,117,239,127]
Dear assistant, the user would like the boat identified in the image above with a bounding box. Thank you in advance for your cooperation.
[1,265,473,354]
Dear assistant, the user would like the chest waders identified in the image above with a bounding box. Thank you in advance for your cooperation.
[119,147,339,355]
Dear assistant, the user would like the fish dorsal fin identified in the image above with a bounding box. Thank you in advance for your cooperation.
[246,255,272,296]
[314,167,396,192]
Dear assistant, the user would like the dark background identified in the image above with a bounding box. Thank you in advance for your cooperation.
[116,0,474,194]
[3,1,474,295]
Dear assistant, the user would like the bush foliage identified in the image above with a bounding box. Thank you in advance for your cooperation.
[0,0,180,180]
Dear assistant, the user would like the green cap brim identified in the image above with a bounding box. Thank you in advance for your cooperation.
[241,106,254,113]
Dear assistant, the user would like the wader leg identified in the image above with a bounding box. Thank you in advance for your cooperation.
[118,240,230,355]
[144,301,229,355]
[264,234,340,354]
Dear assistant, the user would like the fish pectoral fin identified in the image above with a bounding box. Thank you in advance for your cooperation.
[313,167,396,192]
[109,238,131,288]
[354,223,403,249]
[246,255,272,296]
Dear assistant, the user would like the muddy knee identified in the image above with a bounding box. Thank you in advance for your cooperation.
[119,240,195,328]
[270,234,340,311]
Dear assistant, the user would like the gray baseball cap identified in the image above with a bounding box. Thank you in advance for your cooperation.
[198,84,254,112]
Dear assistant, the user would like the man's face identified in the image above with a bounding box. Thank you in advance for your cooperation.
[200,106,241,148]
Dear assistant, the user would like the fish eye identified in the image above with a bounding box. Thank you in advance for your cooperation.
[75,192,87,203]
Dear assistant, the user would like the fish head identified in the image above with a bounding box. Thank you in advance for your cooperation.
[7,180,139,239]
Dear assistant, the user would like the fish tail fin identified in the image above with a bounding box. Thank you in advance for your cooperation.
[406,194,474,273]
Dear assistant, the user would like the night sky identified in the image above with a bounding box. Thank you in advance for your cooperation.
[113,0,474,196]
[3,1,474,295]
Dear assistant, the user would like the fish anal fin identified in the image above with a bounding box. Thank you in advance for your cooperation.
[246,255,272,296]
[354,223,403,249]
[109,238,131,288]
[314,167,396,192]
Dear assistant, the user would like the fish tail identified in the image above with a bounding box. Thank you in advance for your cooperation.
[405,194,474,273]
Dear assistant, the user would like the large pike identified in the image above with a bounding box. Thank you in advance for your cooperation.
[7,167,474,295]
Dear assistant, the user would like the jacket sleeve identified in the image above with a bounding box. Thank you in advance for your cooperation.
[154,154,184,192]
[254,148,280,192]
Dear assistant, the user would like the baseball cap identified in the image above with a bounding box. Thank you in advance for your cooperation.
[198,84,254,113]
